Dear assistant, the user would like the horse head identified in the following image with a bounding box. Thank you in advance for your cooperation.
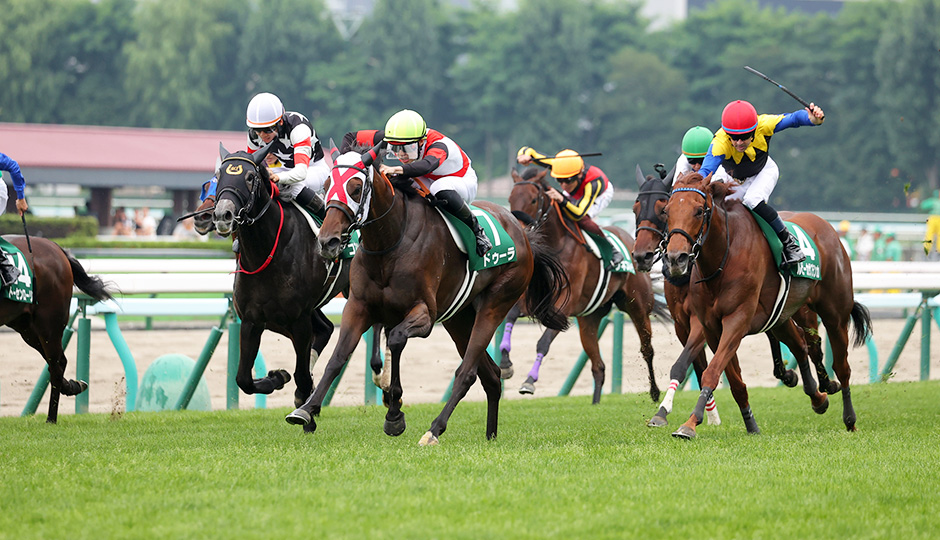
[662,171,714,279]
[508,167,551,227]
[632,164,674,272]
[320,141,386,260]
[212,142,274,236]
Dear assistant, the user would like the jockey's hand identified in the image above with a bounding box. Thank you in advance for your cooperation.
[15,198,28,216]
[268,171,280,183]
[546,188,564,203]
[517,154,533,165]
[380,164,403,177]
[807,103,825,125]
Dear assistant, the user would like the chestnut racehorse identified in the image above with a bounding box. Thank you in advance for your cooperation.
[0,236,112,423]
[500,167,667,404]
[287,143,570,445]
[661,172,871,439]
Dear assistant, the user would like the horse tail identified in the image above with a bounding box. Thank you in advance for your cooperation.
[522,228,570,331]
[849,300,873,348]
[651,293,673,323]
[63,249,114,303]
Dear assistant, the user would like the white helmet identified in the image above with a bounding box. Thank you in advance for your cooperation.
[246,92,284,128]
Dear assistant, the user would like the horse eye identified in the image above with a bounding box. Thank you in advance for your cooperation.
[695,207,705,218]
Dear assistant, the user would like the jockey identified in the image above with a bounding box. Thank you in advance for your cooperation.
[245,92,329,219]
[517,147,624,269]
[340,109,492,257]
[0,152,29,288]
[698,99,825,268]
[671,126,713,179]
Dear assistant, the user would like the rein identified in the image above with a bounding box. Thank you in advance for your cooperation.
[512,179,585,243]
[235,199,284,275]
[634,179,671,265]
[216,155,284,274]
[328,166,405,256]
[666,187,730,283]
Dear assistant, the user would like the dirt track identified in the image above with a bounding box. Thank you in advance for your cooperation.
[1,315,937,418]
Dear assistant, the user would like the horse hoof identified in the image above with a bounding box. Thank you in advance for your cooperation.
[781,370,799,388]
[269,369,291,390]
[285,408,311,426]
[812,394,830,415]
[826,380,842,394]
[418,431,439,447]
[500,364,514,380]
[671,425,696,440]
[519,381,535,395]
[384,413,406,437]
[647,415,668,428]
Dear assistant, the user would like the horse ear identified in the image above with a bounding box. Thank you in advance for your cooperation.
[663,166,677,189]
[219,142,230,160]
[361,140,387,168]
[251,140,275,167]
[511,169,522,183]
[635,164,645,188]
[536,168,548,182]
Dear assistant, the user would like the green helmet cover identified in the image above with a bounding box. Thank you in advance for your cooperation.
[384,110,427,143]
[681,126,714,158]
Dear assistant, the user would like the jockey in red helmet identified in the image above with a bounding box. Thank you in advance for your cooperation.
[697,99,825,268]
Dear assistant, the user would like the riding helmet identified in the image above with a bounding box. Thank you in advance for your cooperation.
[721,100,758,135]
[681,126,714,158]
[384,110,428,143]
[550,149,584,180]
[246,93,284,129]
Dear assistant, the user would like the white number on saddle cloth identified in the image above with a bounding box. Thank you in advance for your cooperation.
[793,227,816,261]
[14,252,30,287]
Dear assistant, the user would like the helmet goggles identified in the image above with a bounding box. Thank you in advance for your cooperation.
[386,141,420,162]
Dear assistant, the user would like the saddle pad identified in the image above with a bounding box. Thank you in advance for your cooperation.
[291,201,358,259]
[583,230,636,274]
[0,238,33,303]
[750,210,822,281]
[437,207,517,271]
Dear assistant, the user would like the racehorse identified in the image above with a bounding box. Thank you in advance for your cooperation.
[212,143,359,408]
[500,167,668,404]
[0,236,112,423]
[286,143,571,445]
[661,171,872,438]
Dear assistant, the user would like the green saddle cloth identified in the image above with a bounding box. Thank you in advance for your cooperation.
[439,207,517,271]
[750,210,822,280]
[584,230,636,274]
[296,205,358,259]
[0,237,34,303]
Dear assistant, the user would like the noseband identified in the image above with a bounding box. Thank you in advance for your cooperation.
[325,163,403,255]
[634,177,671,262]
[216,156,274,227]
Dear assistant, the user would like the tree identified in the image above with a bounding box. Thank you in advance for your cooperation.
[875,0,940,195]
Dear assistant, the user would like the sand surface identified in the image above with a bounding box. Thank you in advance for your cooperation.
[2,312,937,419]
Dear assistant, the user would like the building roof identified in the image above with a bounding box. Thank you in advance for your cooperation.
[0,122,246,189]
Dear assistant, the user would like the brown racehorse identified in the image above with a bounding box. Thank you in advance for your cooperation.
[632,165,830,430]
[501,167,667,404]
[661,172,872,439]
[0,236,112,423]
[286,143,570,445]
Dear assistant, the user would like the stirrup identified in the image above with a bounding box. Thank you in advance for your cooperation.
[607,250,625,270]
[474,230,492,256]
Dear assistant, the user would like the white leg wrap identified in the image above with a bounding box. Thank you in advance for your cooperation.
[705,396,721,425]
[660,380,680,414]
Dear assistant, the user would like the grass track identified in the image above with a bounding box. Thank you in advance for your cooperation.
[1,381,938,539]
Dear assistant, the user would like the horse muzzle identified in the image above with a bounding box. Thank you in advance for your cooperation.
[319,236,343,261]
[632,249,657,273]
[213,199,237,237]
[662,250,693,279]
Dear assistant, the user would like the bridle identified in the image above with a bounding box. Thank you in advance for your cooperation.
[215,155,283,274]
[665,186,730,283]
[634,176,671,264]
[511,180,552,229]
[326,162,403,256]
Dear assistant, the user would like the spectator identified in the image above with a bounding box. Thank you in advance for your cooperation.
[855,227,874,261]
[921,189,940,259]
[134,207,157,237]
[871,228,886,261]
[838,220,854,259]
[883,233,903,262]
[111,207,134,236]
[172,217,204,241]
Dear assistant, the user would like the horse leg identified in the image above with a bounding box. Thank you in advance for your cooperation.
[426,306,505,445]
[383,303,434,438]
[289,317,320,408]
[576,314,606,405]
[649,322,707,427]
[820,312,856,431]
[767,335,799,387]
[286,302,372,433]
[368,324,386,389]
[519,327,561,395]
[499,302,523,379]
[235,320,290,396]
[617,292,659,403]
[15,323,85,424]
[673,322,747,440]
[723,354,758,434]
[773,319,829,414]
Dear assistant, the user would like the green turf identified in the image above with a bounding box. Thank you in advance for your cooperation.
[1,381,938,539]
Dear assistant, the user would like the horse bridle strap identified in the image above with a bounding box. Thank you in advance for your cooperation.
[235,199,285,275]
[666,186,730,283]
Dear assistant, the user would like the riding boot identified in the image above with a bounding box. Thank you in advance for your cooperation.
[0,247,20,287]
[436,190,492,256]
[753,201,805,267]
[579,216,623,270]
[295,187,326,220]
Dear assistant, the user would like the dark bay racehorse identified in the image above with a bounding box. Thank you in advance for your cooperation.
[661,172,872,439]
[0,236,112,423]
[286,143,570,445]
[212,143,354,408]
[501,167,667,404]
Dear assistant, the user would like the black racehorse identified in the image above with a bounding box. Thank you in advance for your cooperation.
[0,236,112,423]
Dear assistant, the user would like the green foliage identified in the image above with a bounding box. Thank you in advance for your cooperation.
[0,214,98,238]
[1,381,939,538]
